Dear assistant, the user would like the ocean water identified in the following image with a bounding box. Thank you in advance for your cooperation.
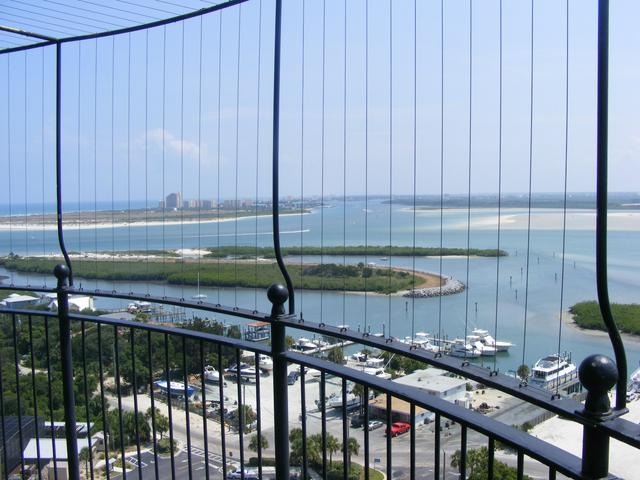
[1,199,638,376]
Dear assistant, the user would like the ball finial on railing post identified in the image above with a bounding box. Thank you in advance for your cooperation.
[578,354,618,479]
[54,263,70,289]
[579,354,618,417]
[267,283,288,318]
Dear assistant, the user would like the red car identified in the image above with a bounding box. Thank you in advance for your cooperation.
[387,422,411,437]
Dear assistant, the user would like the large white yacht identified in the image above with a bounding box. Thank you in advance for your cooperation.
[530,353,578,391]
[471,329,513,352]
[449,339,481,358]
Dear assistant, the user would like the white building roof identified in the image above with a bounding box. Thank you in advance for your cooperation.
[2,294,39,303]
[394,369,468,395]
[23,437,95,460]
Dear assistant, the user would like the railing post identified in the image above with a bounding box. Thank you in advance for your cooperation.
[578,354,617,479]
[268,284,290,480]
[55,264,80,480]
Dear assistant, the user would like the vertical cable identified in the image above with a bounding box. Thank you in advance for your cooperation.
[556,0,571,397]
[493,0,504,374]
[180,22,185,300]
[234,5,242,307]
[111,36,116,292]
[77,43,82,263]
[145,31,150,293]
[522,0,535,367]
[128,33,132,294]
[94,39,99,288]
[254,0,263,311]
[299,0,306,315]
[463,0,474,356]
[411,0,417,339]
[216,12,223,304]
[437,0,445,349]
[387,0,393,335]
[364,0,369,331]
[41,50,46,283]
[7,56,13,283]
[162,27,167,298]
[198,16,203,300]
[24,52,29,285]
[320,0,326,324]
[342,0,348,327]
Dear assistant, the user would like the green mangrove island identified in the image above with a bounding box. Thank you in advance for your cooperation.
[0,255,444,295]
[570,301,640,336]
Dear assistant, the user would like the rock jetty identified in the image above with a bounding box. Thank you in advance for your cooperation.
[403,277,465,298]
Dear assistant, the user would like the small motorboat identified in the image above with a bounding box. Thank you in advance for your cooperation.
[154,380,195,397]
[203,365,221,383]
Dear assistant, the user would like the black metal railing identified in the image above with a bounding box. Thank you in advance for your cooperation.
[1,270,639,479]
[1,0,639,479]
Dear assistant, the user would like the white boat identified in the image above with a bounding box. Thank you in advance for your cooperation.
[257,354,273,371]
[530,353,578,391]
[291,337,328,353]
[154,380,194,397]
[626,363,640,399]
[362,367,392,380]
[466,335,497,356]
[192,273,207,300]
[403,332,439,353]
[471,329,513,352]
[225,363,258,378]
[203,365,221,383]
[127,301,152,313]
[326,392,360,410]
[448,339,481,359]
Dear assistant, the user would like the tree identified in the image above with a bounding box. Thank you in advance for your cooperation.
[326,434,340,466]
[249,433,269,453]
[450,447,532,480]
[326,346,345,365]
[146,407,169,439]
[344,437,359,469]
[79,447,92,478]
[517,364,530,381]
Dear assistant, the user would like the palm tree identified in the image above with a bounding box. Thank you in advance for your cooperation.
[345,437,360,469]
[326,434,340,467]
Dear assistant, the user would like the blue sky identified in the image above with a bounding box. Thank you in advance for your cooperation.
[1,0,639,208]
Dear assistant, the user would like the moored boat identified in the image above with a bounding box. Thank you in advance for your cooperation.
[154,380,195,397]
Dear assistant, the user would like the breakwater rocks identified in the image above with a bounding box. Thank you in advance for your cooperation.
[403,277,465,298]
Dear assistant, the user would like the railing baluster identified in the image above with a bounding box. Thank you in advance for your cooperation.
[183,337,193,480]
[549,467,556,480]
[55,265,80,480]
[488,437,495,479]
[386,393,392,480]
[81,320,94,479]
[28,315,43,480]
[12,314,26,479]
[218,344,227,480]
[300,366,308,480]
[434,413,440,479]
[363,385,369,480]
[200,341,210,480]
[97,324,108,480]
[254,352,262,480]
[235,349,244,480]
[130,328,142,480]
[460,424,467,479]
[410,403,416,480]
[321,370,327,479]
[147,331,159,480]
[517,449,524,480]
[113,325,126,480]
[0,315,9,480]
[341,377,348,480]
[164,333,176,478]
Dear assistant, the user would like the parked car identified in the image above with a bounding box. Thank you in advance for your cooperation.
[368,420,384,431]
[287,371,298,385]
[387,421,411,437]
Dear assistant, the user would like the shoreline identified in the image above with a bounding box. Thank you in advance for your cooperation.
[562,310,640,344]
[0,211,308,232]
